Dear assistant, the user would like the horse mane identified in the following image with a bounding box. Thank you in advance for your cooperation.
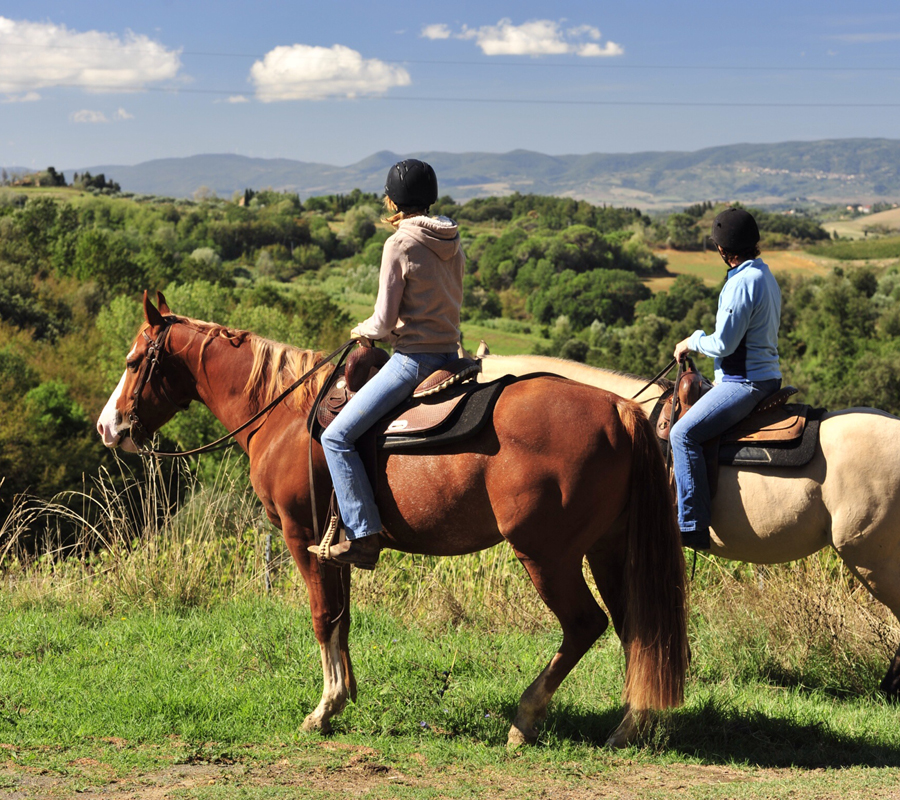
[244,336,331,413]
[173,316,332,413]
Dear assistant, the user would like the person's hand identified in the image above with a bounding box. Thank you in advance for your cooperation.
[351,327,374,347]
[673,338,692,364]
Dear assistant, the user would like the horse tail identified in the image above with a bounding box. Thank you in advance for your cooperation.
[617,398,689,712]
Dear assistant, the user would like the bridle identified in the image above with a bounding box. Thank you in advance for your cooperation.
[122,316,356,458]
[126,318,191,449]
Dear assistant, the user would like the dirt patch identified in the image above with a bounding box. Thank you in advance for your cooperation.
[0,756,876,800]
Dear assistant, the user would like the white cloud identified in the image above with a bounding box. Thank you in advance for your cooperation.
[576,41,625,57]
[0,16,182,94]
[71,109,109,124]
[249,44,411,101]
[421,24,452,40]
[226,95,249,103]
[70,107,133,123]
[2,91,41,102]
[424,18,624,58]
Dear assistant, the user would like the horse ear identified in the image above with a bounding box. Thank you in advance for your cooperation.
[143,290,166,328]
[156,291,171,316]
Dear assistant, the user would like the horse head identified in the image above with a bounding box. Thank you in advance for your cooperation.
[96,291,194,452]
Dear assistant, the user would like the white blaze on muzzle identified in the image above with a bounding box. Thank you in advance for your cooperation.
[96,371,134,450]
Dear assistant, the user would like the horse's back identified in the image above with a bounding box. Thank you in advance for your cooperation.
[710,406,900,562]
[491,375,638,457]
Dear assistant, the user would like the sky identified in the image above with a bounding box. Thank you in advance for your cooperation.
[1,1,899,172]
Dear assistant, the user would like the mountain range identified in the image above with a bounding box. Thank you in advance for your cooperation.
[19,138,900,209]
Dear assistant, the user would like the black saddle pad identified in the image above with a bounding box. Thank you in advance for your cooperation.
[717,405,825,468]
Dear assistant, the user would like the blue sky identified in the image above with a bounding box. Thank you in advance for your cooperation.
[1,1,899,171]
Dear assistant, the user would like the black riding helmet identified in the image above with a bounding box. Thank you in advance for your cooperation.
[385,159,438,210]
[710,207,760,252]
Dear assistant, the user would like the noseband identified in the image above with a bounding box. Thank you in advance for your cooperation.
[126,319,191,447]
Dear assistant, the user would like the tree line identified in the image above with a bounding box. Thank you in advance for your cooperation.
[0,182,896,520]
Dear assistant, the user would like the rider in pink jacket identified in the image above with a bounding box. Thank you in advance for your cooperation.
[310,159,465,569]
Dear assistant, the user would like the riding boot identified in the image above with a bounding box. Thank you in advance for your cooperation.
[681,527,710,550]
[308,533,382,570]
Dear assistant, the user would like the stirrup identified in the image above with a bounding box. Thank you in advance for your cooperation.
[314,507,342,563]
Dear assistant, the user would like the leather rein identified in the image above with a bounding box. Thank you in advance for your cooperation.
[126,318,355,458]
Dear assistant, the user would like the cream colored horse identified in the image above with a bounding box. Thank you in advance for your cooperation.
[480,353,900,697]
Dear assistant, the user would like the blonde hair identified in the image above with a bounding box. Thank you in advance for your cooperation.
[382,195,427,228]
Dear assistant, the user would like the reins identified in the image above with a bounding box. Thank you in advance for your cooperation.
[133,327,356,458]
[630,358,677,401]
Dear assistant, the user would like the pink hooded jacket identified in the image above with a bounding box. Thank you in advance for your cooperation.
[355,216,465,354]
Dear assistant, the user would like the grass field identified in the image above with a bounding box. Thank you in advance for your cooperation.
[645,249,832,292]
[2,460,899,800]
[1,586,899,799]
[825,207,900,240]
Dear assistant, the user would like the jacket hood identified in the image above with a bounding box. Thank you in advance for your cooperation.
[396,215,460,261]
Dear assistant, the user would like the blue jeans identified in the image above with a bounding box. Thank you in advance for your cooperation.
[321,350,457,540]
[670,377,781,533]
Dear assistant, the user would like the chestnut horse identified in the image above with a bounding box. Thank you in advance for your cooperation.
[97,293,688,747]
[480,353,900,698]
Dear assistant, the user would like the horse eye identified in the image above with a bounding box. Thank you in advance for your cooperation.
[126,360,139,372]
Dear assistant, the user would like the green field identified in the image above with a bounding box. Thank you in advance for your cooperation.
[2,487,899,800]
[806,235,900,261]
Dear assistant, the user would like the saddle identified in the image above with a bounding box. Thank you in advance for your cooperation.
[312,345,485,441]
[651,360,824,500]
[655,360,807,449]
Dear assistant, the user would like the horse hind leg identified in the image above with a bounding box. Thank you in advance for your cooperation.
[507,552,609,747]
[838,557,900,700]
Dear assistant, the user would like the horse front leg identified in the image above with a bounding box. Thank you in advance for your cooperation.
[282,522,355,734]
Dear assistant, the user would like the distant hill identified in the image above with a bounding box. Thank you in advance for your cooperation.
[50,138,900,209]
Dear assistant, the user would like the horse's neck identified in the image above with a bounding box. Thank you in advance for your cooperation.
[175,326,260,436]
[480,355,664,414]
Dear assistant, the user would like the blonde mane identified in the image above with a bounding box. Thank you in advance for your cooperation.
[244,336,331,413]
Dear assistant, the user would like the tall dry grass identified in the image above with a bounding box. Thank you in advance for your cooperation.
[0,457,288,612]
[1,461,897,694]
[688,552,899,693]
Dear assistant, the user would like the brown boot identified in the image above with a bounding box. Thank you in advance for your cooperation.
[308,533,382,570]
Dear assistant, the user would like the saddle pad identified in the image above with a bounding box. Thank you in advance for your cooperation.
[379,376,513,451]
[718,409,823,468]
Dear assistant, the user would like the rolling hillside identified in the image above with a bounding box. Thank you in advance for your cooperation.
[50,138,900,209]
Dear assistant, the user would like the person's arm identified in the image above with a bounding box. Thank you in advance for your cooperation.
[674,280,751,361]
[354,238,406,341]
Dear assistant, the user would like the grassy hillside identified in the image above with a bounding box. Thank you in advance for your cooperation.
[825,207,900,240]
[645,248,831,292]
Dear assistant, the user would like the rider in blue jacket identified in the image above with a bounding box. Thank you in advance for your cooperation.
[671,208,782,549]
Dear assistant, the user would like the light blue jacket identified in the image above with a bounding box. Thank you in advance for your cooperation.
[687,258,782,383]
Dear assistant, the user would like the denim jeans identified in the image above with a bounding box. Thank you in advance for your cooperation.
[321,350,457,540]
[670,377,781,533]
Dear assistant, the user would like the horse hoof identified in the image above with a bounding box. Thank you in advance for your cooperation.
[507,724,537,748]
[301,714,333,735]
